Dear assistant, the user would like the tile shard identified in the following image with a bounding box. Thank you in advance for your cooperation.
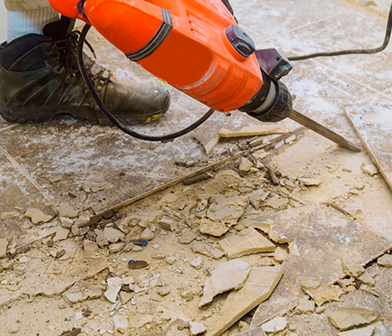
[328,308,381,331]
[219,228,276,259]
[337,325,375,336]
[190,241,224,260]
[377,254,392,267]
[261,316,288,334]
[104,277,122,303]
[199,218,229,237]
[300,281,342,306]
[205,266,283,336]
[199,259,251,308]
[25,208,54,224]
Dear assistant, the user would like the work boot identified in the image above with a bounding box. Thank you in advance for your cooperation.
[0,17,170,125]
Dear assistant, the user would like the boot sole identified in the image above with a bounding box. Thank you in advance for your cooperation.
[0,99,167,126]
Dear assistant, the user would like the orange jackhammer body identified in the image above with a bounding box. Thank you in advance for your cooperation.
[49,0,293,121]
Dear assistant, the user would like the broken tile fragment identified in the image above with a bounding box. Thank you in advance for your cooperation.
[190,241,224,260]
[199,259,251,307]
[103,227,124,244]
[60,217,74,228]
[205,266,283,336]
[264,197,289,210]
[141,228,155,240]
[357,270,375,286]
[158,218,177,231]
[337,325,375,336]
[104,277,122,303]
[120,291,133,304]
[1,211,20,220]
[189,322,207,336]
[297,178,322,186]
[199,218,229,237]
[301,281,342,306]
[274,247,288,263]
[295,297,315,314]
[328,308,381,331]
[62,281,102,303]
[219,228,276,259]
[53,227,69,242]
[362,163,378,176]
[343,263,366,278]
[57,204,79,218]
[261,316,288,334]
[0,238,8,258]
[190,257,203,270]
[83,240,100,258]
[377,254,392,267]
[207,195,248,222]
[179,230,197,244]
[109,243,125,253]
[25,208,54,224]
[239,157,253,174]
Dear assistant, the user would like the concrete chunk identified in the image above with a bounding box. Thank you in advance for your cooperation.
[328,308,381,331]
[219,228,276,259]
[206,266,283,336]
[199,259,251,308]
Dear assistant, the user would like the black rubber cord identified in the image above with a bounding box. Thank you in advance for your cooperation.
[289,1,392,61]
[77,24,215,141]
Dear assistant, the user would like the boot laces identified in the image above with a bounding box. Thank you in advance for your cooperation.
[51,31,111,90]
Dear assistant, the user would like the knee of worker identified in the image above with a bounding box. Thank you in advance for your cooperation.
[4,0,53,11]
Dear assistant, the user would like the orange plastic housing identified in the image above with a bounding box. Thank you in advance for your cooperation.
[49,0,263,112]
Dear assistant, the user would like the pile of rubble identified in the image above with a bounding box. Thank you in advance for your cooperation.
[0,160,391,335]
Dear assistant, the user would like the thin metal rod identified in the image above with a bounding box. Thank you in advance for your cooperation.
[288,110,361,152]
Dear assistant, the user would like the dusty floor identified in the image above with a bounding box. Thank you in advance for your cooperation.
[1,0,392,335]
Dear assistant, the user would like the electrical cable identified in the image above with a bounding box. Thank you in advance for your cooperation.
[77,24,215,142]
[288,1,392,61]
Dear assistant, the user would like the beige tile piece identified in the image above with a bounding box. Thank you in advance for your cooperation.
[328,308,381,331]
[199,259,251,308]
[199,218,229,237]
[219,228,276,259]
[300,281,342,306]
[205,266,283,336]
